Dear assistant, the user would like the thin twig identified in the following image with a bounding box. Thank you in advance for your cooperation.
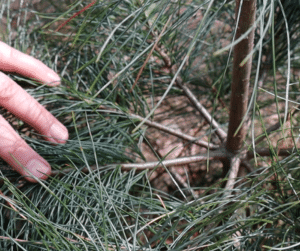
[55,1,96,32]
[155,45,228,111]
[255,121,282,145]
[68,104,218,149]
[154,46,171,67]
[121,151,226,170]
[247,147,296,159]
[3,146,290,181]
[153,44,227,142]
[174,75,227,142]
[146,134,198,198]
[225,156,241,191]
[0,236,45,245]
[1,146,293,183]
[51,150,227,177]
[129,113,219,149]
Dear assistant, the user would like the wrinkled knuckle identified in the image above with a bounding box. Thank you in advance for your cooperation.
[0,72,15,102]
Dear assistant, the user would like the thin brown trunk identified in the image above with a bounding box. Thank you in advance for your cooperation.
[226,0,256,154]
[223,0,256,180]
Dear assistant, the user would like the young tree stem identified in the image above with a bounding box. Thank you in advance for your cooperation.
[226,0,257,153]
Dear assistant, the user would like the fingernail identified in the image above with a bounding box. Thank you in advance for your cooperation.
[47,71,60,85]
[50,123,68,143]
[27,159,51,179]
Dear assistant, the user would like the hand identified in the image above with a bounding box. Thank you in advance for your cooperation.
[0,41,68,182]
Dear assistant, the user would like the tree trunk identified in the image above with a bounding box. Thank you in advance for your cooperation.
[223,0,256,177]
[226,0,256,154]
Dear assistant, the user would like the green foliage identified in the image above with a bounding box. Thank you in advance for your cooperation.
[0,0,300,250]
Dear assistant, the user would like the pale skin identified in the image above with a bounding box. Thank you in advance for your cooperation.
[0,41,69,182]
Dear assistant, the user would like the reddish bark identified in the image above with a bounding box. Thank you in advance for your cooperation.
[226,0,257,153]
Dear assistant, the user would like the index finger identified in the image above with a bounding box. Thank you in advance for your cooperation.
[0,41,60,86]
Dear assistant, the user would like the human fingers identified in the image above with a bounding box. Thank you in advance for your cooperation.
[0,42,68,182]
[0,41,60,86]
[0,113,51,182]
[0,72,68,144]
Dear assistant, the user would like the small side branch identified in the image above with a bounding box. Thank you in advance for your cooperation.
[175,77,227,142]
[93,107,219,149]
[153,45,227,143]
[225,156,241,190]
[3,146,295,184]
[247,147,296,159]
[129,113,219,149]
[121,151,226,170]
[50,149,227,178]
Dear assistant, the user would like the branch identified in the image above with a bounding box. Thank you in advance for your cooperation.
[50,150,228,178]
[154,45,227,143]
[1,146,295,184]
[121,151,227,170]
[247,147,296,159]
[90,106,219,149]
[129,113,219,149]
[225,156,241,191]
[174,77,227,142]
[55,1,96,32]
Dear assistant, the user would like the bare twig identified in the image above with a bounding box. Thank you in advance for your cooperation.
[121,151,226,170]
[1,145,294,183]
[153,45,227,143]
[211,85,229,111]
[51,149,227,177]
[89,106,219,150]
[174,75,227,142]
[144,126,200,198]
[129,113,219,149]
[2,146,286,181]
[3,146,293,182]
[0,236,46,245]
[154,46,171,67]
[247,147,296,159]
[225,156,241,191]
[157,48,227,141]
[55,1,96,32]
[91,106,219,149]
